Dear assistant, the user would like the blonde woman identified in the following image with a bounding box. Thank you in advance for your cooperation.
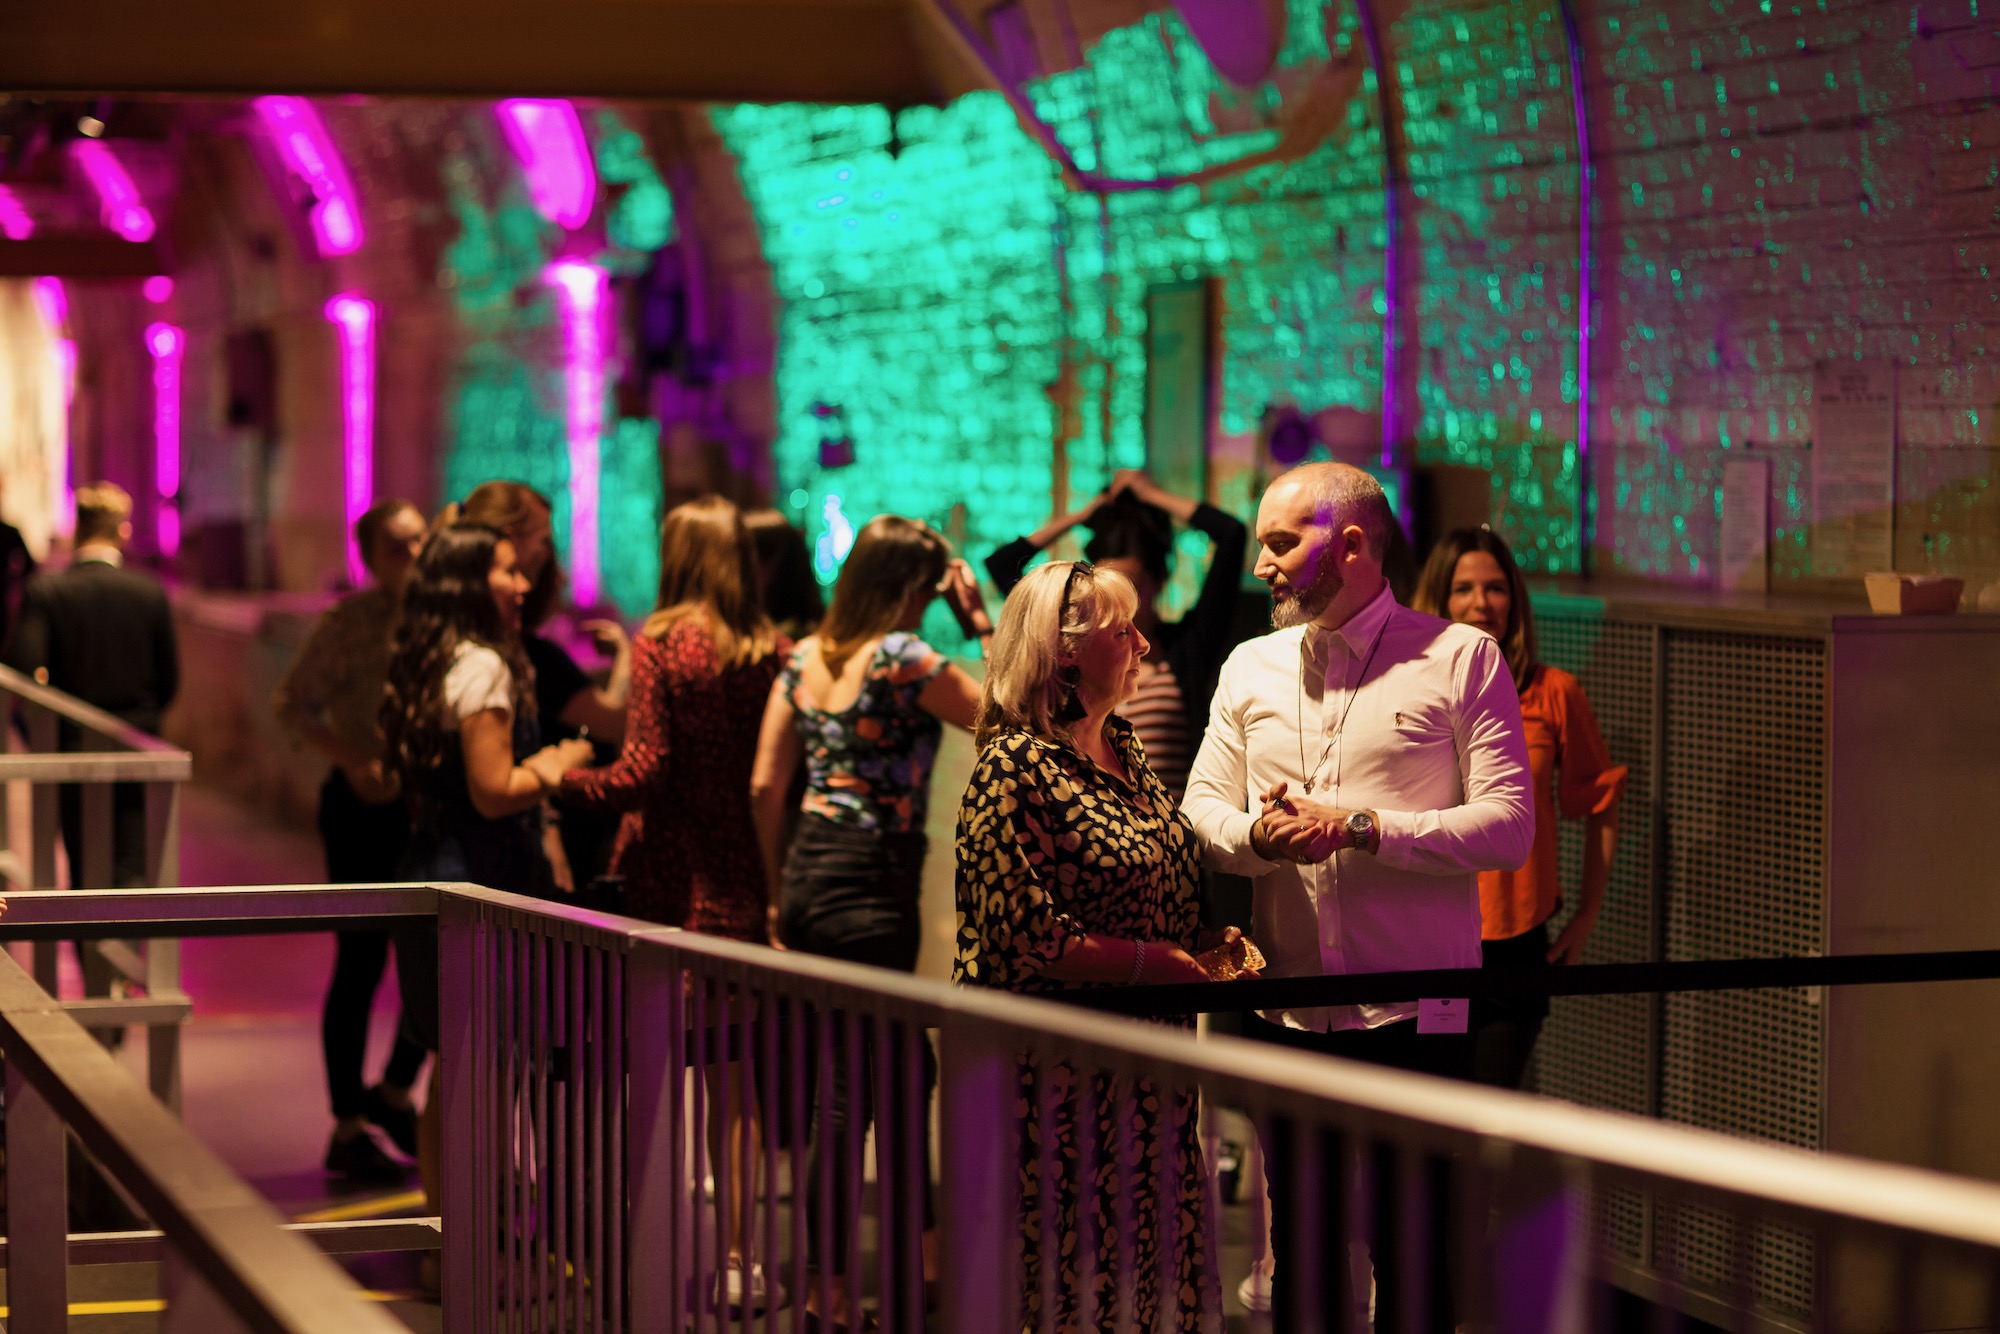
[954,560,1224,1333]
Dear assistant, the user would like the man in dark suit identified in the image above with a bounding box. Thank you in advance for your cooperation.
[7,482,180,980]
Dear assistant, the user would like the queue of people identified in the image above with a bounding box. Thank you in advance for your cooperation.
[257,459,1618,1330]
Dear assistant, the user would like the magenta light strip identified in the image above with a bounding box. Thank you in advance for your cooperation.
[546,261,606,606]
[496,101,596,229]
[71,140,156,242]
[145,322,185,557]
[0,186,32,240]
[252,96,365,257]
[324,294,377,584]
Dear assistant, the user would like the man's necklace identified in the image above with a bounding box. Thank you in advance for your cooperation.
[1296,628,1382,795]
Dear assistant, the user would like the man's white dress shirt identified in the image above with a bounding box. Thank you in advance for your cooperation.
[1183,582,1532,1033]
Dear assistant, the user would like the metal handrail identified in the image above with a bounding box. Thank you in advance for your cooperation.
[11,882,2000,1261]
[0,662,186,757]
[0,945,408,1334]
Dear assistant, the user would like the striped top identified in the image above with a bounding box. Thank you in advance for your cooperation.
[1121,661,1190,800]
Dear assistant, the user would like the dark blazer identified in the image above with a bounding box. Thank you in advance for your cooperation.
[7,556,179,735]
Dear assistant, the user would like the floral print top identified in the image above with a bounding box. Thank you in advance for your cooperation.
[780,632,948,834]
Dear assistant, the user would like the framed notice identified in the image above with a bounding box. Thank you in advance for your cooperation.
[1811,361,1896,576]
[1143,279,1216,502]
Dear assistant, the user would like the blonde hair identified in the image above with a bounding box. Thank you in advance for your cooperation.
[975,561,1138,746]
[74,482,134,545]
[643,495,778,668]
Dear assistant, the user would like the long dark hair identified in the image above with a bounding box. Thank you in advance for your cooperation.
[817,515,950,673]
[744,507,824,638]
[1084,492,1174,587]
[459,481,561,628]
[1411,526,1538,690]
[380,521,536,787]
[644,496,778,669]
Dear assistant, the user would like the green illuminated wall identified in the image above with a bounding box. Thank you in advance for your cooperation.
[438,106,672,618]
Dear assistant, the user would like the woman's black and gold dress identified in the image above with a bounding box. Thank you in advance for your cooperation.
[954,718,1215,1333]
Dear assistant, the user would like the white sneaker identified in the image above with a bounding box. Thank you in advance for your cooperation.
[718,1259,786,1313]
[1237,1266,1272,1314]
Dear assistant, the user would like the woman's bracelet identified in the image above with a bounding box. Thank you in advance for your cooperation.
[1126,938,1148,986]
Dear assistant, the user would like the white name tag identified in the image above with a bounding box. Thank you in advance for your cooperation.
[1417,997,1469,1034]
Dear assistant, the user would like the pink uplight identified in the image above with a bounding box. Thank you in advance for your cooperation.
[29,278,75,530]
[324,293,377,585]
[30,277,68,332]
[252,97,365,257]
[545,260,606,606]
[0,186,31,240]
[71,140,156,242]
[145,321,185,557]
[496,101,596,230]
[142,275,175,304]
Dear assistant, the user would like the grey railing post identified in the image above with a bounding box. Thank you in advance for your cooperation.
[625,939,682,1329]
[937,1013,1019,1334]
[1487,1144,1591,1334]
[4,1060,69,1332]
[438,890,481,1333]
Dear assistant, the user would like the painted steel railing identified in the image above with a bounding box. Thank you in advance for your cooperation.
[10,882,2000,1332]
[0,661,189,1109]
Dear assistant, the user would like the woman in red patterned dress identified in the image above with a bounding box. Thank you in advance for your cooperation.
[559,494,785,1310]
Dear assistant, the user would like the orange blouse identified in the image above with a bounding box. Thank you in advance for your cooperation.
[1478,665,1627,941]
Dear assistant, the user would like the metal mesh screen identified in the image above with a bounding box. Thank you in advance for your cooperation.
[1530,611,1658,1266]
[1656,630,1828,1316]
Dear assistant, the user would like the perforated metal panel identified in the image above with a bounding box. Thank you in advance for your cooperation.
[1530,610,1658,1266]
[1657,630,1827,1317]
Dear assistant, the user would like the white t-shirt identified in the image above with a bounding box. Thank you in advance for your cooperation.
[440,642,515,730]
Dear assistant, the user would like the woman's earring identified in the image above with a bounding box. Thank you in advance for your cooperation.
[1056,663,1087,723]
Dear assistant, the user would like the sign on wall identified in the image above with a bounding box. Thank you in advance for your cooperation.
[1811,361,1896,577]
[1144,279,1215,504]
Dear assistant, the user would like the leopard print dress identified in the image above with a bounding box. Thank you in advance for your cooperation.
[954,720,1216,1333]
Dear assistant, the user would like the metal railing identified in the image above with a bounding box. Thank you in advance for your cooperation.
[0,936,415,1334]
[0,662,190,1109]
[10,882,2000,1333]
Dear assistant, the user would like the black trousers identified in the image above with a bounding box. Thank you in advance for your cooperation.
[1244,1012,1471,1334]
[1470,922,1552,1091]
[781,814,936,1318]
[318,769,426,1119]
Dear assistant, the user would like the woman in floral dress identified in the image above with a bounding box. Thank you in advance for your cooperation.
[955,559,1228,1334]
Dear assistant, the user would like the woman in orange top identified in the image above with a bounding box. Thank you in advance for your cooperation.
[1413,527,1627,1089]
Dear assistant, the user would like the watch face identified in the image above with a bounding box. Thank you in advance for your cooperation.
[1346,813,1374,837]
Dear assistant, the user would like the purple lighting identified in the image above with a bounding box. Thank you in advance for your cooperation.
[71,140,156,242]
[142,275,175,304]
[546,260,606,606]
[145,322,185,557]
[0,186,32,240]
[324,294,377,586]
[31,279,75,531]
[252,97,365,257]
[496,101,596,229]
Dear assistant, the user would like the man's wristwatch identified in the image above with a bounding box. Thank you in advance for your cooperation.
[1342,809,1377,854]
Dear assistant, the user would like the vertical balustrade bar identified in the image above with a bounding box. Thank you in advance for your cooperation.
[439,894,482,1332]
[4,1062,68,1333]
[1112,1074,1139,1324]
[785,996,809,1334]
[840,1005,865,1310]
[756,983,781,1334]
[532,930,551,1330]
[1036,1045,1061,1334]
[30,707,58,991]
[874,1013,896,1334]
[938,1015,1017,1334]
[582,944,602,1334]
[626,944,678,1330]
[551,940,570,1333]
[813,1000,836,1333]
[141,779,181,1108]
[1394,1142,1429,1334]
[607,949,627,1334]
[691,971,715,1332]
[503,923,522,1331]
[899,1021,927,1334]
[474,906,495,1332]
[1073,1060,1100,1331]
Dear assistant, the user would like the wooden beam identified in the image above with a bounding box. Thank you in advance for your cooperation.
[0,0,950,104]
[0,236,163,277]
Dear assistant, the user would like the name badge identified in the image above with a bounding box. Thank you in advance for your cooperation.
[1417,997,1469,1034]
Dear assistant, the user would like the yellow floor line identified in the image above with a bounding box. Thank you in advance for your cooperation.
[291,1189,428,1223]
[0,1291,421,1318]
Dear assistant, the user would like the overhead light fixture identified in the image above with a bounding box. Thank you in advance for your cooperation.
[0,186,32,240]
[251,96,365,257]
[77,115,106,139]
[497,101,596,230]
[142,275,174,304]
[70,139,155,242]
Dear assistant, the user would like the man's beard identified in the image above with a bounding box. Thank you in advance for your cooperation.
[1269,547,1343,628]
